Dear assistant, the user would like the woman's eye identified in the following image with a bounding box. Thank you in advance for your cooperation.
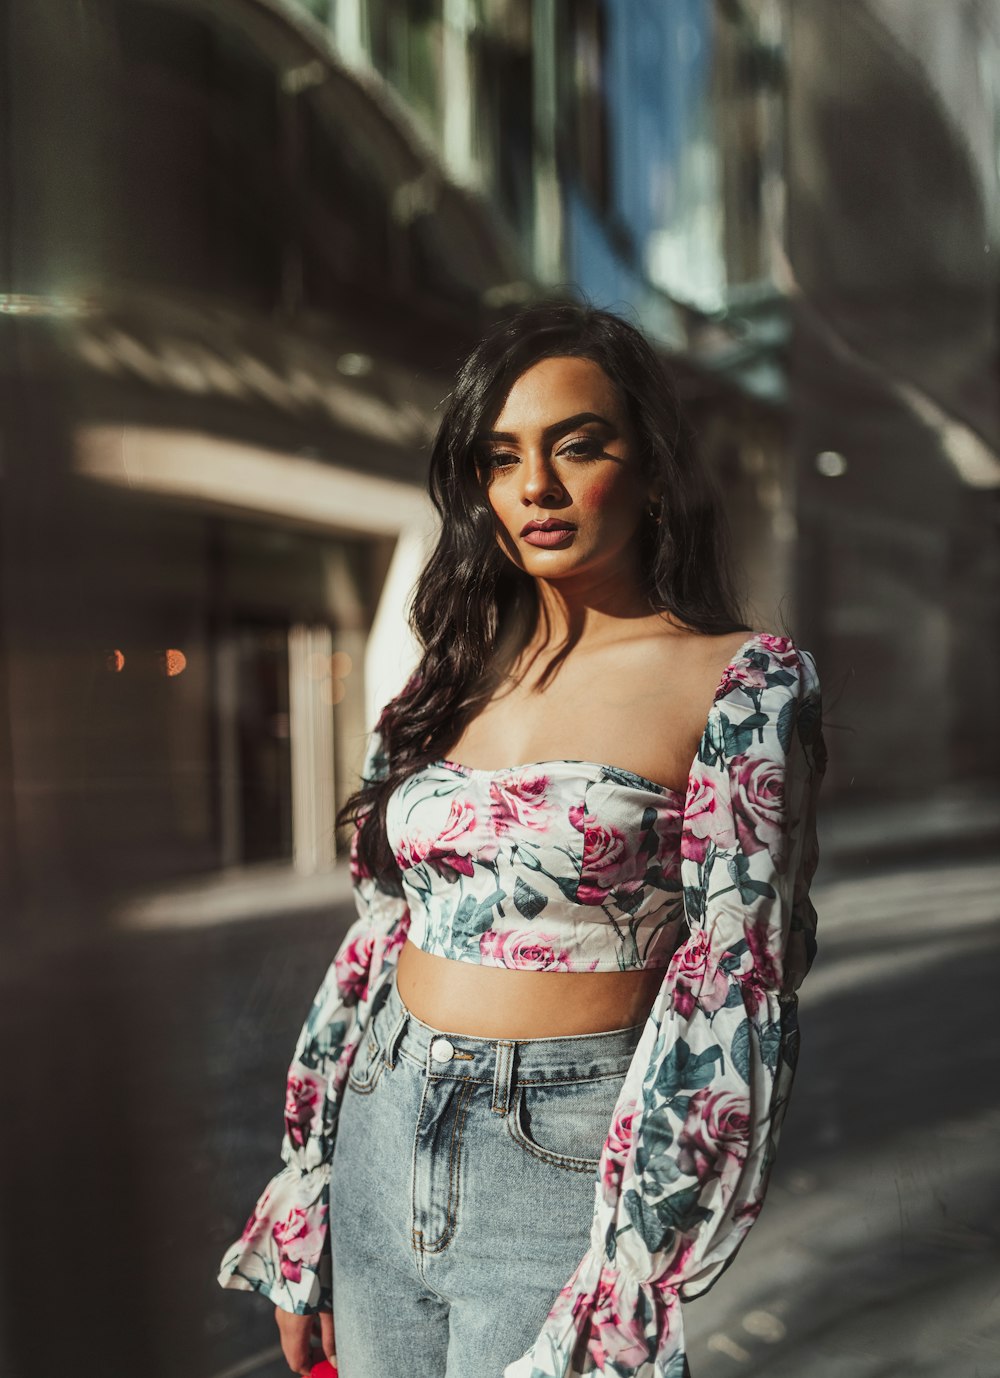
[482,438,599,469]
[560,438,601,458]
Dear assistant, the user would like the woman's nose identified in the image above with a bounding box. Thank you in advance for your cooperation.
[520,454,564,505]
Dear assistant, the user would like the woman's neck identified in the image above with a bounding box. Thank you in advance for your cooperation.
[493,575,680,696]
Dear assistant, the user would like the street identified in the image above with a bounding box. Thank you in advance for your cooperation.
[4,853,996,1378]
[684,857,1000,1378]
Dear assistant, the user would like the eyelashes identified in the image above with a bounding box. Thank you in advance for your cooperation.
[482,439,603,470]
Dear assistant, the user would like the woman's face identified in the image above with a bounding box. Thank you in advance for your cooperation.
[477,355,655,586]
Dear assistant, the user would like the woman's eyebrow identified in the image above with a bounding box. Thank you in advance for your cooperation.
[483,411,614,443]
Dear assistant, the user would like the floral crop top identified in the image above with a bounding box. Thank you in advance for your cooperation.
[217,631,828,1378]
[386,758,688,972]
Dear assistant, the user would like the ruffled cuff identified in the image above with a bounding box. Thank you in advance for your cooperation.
[502,1246,686,1378]
[217,1160,332,1314]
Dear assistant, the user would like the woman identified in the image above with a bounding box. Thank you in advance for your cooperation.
[217,300,828,1378]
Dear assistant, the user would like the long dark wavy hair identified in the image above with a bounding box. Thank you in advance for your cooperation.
[336,298,752,890]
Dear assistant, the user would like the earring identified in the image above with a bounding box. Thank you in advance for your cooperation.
[646,496,663,524]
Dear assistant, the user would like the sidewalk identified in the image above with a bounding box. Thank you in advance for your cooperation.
[817,778,1000,876]
[108,781,1000,935]
[112,856,355,932]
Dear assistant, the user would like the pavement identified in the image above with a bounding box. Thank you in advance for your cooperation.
[682,852,1000,1378]
[106,781,1000,938]
[2,785,995,1378]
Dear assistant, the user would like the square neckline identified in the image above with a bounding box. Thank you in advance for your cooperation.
[431,630,767,802]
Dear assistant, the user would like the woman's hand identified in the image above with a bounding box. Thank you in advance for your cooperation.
[274,1305,337,1375]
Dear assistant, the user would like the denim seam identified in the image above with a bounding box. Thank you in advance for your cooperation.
[506,1081,619,1173]
[421,1078,473,1254]
[411,1078,474,1255]
[394,1046,632,1086]
[382,1001,409,1070]
[491,1041,514,1115]
[505,1110,604,1173]
[515,1071,632,1086]
[409,1071,432,1276]
[346,1031,386,1095]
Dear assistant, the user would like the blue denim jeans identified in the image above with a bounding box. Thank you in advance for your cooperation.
[328,966,647,1378]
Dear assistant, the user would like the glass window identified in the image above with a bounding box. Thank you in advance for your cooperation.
[557,0,612,214]
[109,1,284,308]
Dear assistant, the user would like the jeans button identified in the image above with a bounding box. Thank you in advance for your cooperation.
[430,1036,455,1062]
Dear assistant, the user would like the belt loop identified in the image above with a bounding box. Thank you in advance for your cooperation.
[491,1040,516,1115]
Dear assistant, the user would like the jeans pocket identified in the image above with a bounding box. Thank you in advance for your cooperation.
[346,992,392,1095]
[509,1073,625,1172]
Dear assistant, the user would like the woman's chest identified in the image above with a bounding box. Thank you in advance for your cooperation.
[445,672,704,798]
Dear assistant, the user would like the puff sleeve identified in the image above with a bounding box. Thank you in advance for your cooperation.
[503,633,827,1378]
[216,728,411,1314]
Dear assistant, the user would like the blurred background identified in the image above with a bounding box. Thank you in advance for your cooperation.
[1,1,998,1375]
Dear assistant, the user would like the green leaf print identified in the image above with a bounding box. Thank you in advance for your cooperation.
[652,1038,723,1101]
[777,693,796,753]
[513,876,547,920]
[634,1113,676,1179]
[698,712,725,766]
[766,664,797,690]
[449,894,481,936]
[722,710,766,756]
[719,940,748,973]
[623,1186,676,1254]
[727,852,776,904]
[615,884,646,916]
[760,1020,782,1072]
[731,1017,752,1084]
[797,690,823,748]
[624,1184,713,1254]
[723,982,744,1009]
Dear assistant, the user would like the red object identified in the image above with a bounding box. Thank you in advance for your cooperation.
[308,1361,338,1378]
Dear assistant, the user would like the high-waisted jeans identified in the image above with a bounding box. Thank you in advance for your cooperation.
[328,965,647,1378]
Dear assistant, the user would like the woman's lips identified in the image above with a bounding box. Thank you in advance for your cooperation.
[521,526,576,547]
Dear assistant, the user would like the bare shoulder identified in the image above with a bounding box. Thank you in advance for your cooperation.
[631,620,768,678]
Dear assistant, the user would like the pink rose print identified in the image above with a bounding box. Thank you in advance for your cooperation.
[284,1073,322,1147]
[653,801,684,873]
[394,832,432,869]
[383,918,410,964]
[677,1089,751,1200]
[569,1263,667,1372]
[238,1190,272,1247]
[479,930,575,970]
[571,806,629,905]
[271,1203,328,1284]
[716,635,797,700]
[731,755,788,865]
[668,929,729,1018]
[744,914,782,995]
[335,930,375,1003]
[425,797,480,874]
[681,770,736,864]
[396,798,494,878]
[736,962,771,1023]
[333,1037,358,1087]
[734,1197,764,1226]
[600,1100,638,1196]
[717,649,768,699]
[489,774,550,833]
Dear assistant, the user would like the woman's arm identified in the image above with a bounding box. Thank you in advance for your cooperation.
[216,728,410,1314]
[503,635,827,1377]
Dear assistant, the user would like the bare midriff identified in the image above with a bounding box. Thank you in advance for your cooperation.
[395,937,668,1038]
